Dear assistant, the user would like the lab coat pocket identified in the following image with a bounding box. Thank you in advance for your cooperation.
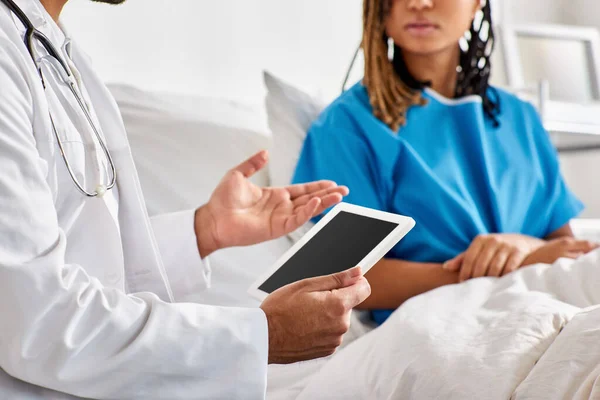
[39,55,89,145]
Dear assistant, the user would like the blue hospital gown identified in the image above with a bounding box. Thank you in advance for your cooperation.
[292,83,584,324]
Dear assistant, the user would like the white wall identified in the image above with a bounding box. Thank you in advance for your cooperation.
[61,0,576,102]
[501,0,565,25]
[62,0,362,105]
[563,0,600,31]
[560,0,600,218]
[62,0,598,102]
[502,0,600,29]
[63,0,600,217]
[497,0,600,218]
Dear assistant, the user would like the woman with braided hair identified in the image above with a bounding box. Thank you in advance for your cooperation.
[293,0,592,324]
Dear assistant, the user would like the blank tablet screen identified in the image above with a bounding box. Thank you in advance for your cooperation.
[258,211,399,294]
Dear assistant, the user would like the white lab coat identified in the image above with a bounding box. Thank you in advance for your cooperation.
[0,0,268,398]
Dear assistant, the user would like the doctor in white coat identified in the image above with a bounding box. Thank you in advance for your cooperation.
[0,0,372,398]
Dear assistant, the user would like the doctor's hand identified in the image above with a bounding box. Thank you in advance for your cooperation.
[260,266,371,364]
[195,151,349,257]
[443,234,544,282]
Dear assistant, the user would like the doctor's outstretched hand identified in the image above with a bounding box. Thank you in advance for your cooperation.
[194,150,349,257]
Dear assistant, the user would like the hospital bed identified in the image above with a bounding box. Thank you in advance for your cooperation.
[109,74,600,399]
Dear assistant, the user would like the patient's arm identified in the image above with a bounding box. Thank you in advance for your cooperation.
[545,223,574,240]
[445,224,576,281]
[521,223,598,266]
[357,224,582,310]
[356,259,458,310]
[522,237,599,266]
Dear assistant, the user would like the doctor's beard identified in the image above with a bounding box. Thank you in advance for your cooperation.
[90,0,127,4]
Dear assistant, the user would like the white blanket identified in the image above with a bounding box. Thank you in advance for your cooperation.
[513,306,600,399]
[268,249,600,399]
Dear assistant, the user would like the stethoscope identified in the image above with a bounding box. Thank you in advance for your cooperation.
[2,0,116,197]
[341,42,361,95]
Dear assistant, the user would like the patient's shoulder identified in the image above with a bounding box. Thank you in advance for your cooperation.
[490,87,554,150]
[490,86,542,120]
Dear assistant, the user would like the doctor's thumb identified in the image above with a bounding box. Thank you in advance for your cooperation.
[232,150,269,178]
[306,266,363,292]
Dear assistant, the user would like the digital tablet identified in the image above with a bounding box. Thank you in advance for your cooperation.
[248,202,415,301]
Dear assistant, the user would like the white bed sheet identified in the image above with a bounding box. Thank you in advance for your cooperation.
[267,248,600,400]
[182,220,600,399]
[513,305,600,399]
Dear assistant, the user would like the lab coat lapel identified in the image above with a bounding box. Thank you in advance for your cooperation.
[12,0,174,301]
[70,41,174,302]
[113,147,175,301]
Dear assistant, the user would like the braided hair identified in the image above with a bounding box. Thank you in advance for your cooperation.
[362,0,499,132]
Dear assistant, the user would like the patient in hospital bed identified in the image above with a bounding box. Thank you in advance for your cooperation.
[291,0,596,325]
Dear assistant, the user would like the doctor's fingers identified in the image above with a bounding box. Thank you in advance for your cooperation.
[283,198,322,233]
[285,180,347,199]
[330,277,372,311]
[302,266,363,292]
[292,192,346,220]
[312,192,344,215]
[292,186,349,208]
[231,150,269,178]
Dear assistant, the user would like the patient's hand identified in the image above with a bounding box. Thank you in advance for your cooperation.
[444,234,544,282]
[195,151,349,256]
[521,237,599,266]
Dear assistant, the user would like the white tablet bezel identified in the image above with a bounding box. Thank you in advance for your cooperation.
[248,202,415,301]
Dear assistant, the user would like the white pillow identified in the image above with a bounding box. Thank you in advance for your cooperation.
[109,84,271,216]
[263,71,325,188]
